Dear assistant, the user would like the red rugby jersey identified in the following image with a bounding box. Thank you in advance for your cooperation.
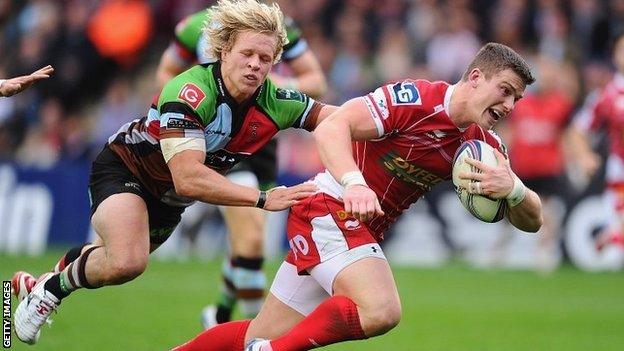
[313,79,506,240]
[575,74,624,161]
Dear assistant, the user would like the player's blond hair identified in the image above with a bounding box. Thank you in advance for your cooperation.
[204,0,288,63]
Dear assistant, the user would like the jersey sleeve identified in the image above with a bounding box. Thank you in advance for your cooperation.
[362,80,429,137]
[259,79,321,131]
[157,66,216,141]
[281,16,308,61]
[171,10,208,65]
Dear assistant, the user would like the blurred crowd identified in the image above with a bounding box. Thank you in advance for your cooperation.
[0,0,622,183]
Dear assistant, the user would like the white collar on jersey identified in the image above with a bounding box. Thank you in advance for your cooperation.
[444,83,467,131]
[444,83,456,117]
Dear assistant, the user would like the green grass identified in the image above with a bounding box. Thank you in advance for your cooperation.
[1,251,623,350]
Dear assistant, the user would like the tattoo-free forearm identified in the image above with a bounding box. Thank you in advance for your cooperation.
[314,116,359,182]
[507,188,543,232]
[172,161,260,207]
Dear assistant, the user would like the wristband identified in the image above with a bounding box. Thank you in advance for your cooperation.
[506,175,527,207]
[255,190,267,208]
[340,171,367,188]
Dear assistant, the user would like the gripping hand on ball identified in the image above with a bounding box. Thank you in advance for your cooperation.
[459,149,514,198]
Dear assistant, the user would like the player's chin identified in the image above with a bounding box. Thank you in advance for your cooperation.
[479,114,496,130]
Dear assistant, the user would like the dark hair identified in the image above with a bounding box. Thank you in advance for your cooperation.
[461,42,535,86]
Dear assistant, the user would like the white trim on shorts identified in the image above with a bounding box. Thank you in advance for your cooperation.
[270,243,386,316]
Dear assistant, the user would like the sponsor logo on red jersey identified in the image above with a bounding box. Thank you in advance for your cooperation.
[381,152,444,190]
[178,83,206,109]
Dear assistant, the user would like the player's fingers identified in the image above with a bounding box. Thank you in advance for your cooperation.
[291,190,316,200]
[351,201,360,219]
[343,199,352,216]
[33,65,54,75]
[26,74,50,81]
[365,200,376,222]
[458,171,484,181]
[464,157,486,170]
[357,202,368,222]
[289,183,317,193]
[351,202,364,222]
[467,181,483,195]
[374,199,385,216]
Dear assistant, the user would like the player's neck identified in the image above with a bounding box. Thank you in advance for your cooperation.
[447,82,473,129]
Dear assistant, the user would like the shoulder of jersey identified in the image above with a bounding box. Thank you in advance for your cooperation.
[385,79,449,113]
[160,65,217,113]
[258,79,310,129]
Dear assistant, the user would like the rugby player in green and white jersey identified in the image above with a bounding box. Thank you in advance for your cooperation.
[156,3,327,328]
[12,1,335,345]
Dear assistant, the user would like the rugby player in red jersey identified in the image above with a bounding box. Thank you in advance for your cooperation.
[569,32,624,252]
[173,43,543,351]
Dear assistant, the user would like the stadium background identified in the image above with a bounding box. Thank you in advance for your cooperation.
[1,0,623,350]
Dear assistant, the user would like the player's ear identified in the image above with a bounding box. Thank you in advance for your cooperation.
[468,68,482,88]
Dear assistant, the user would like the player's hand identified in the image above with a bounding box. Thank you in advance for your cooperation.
[342,184,384,222]
[0,65,54,97]
[263,183,317,211]
[459,149,514,198]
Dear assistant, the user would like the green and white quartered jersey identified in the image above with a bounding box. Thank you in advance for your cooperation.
[108,62,322,206]
[171,9,308,65]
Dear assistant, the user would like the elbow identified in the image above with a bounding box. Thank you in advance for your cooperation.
[172,173,202,199]
[173,180,194,198]
[524,214,544,233]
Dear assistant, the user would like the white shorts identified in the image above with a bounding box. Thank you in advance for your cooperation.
[270,244,386,316]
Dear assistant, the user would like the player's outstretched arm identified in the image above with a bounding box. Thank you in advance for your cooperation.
[168,149,314,210]
[0,65,53,97]
[313,98,384,222]
[262,183,318,211]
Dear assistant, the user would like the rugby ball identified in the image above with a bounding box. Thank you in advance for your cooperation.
[452,140,507,223]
